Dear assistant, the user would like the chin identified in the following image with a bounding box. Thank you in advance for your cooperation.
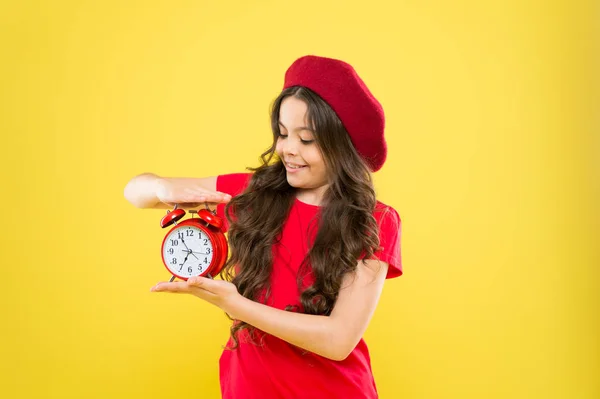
[285,177,302,188]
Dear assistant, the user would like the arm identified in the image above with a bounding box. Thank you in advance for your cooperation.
[123,173,228,209]
[226,259,389,361]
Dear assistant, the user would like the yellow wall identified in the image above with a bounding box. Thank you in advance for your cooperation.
[1,1,597,398]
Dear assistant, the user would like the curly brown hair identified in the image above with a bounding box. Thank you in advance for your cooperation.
[220,86,382,349]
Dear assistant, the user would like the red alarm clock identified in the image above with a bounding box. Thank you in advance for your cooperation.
[160,204,228,282]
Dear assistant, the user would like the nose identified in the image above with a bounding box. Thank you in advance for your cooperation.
[282,136,299,156]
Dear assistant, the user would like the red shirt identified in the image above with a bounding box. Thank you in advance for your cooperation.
[216,173,402,399]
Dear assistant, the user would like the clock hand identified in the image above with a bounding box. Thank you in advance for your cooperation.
[180,237,200,260]
[178,252,190,272]
[180,249,199,260]
[190,251,210,256]
[181,237,191,251]
[180,250,209,256]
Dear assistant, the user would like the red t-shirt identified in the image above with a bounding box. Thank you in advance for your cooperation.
[216,173,402,399]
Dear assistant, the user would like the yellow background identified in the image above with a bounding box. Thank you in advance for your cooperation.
[1,1,598,398]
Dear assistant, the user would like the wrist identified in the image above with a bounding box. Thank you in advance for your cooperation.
[223,293,249,321]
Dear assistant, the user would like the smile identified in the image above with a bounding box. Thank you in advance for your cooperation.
[285,162,307,172]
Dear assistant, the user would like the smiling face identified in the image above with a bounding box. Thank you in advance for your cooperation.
[275,96,329,205]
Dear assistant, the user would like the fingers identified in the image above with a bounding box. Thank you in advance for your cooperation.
[151,281,190,293]
[182,188,232,204]
[186,276,203,287]
[198,192,232,204]
[156,178,233,206]
[187,276,216,292]
[150,279,217,298]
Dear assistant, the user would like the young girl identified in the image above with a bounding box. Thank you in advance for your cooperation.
[124,55,402,399]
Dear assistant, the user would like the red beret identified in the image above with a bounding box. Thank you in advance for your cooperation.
[283,55,387,172]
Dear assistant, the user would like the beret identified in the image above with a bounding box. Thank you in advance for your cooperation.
[283,55,387,172]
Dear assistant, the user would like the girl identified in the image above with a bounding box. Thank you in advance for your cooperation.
[124,55,403,399]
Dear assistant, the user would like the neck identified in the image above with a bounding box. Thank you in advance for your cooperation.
[295,187,328,206]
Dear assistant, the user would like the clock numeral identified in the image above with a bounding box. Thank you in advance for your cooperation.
[206,248,211,254]
[187,266,193,274]
[204,257,208,264]
[170,239,179,246]
[168,248,174,255]
[171,258,177,265]
[198,266,203,272]
[186,230,194,237]
[203,239,208,245]
[178,231,184,239]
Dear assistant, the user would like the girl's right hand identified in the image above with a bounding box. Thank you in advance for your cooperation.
[155,177,232,208]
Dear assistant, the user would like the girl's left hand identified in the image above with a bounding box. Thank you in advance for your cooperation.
[150,276,240,315]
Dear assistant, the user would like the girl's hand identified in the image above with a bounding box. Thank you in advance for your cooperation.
[150,276,240,317]
[155,177,232,208]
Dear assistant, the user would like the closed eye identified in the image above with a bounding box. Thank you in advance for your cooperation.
[277,132,314,144]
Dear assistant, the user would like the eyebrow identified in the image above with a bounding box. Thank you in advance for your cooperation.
[278,121,314,133]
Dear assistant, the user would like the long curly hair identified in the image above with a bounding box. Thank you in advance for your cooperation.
[220,86,381,349]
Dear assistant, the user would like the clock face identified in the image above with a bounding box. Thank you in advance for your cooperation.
[162,225,215,278]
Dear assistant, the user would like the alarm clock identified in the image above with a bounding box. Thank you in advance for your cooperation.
[160,204,228,281]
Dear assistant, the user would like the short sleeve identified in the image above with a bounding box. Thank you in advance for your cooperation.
[372,204,403,279]
[216,173,252,232]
